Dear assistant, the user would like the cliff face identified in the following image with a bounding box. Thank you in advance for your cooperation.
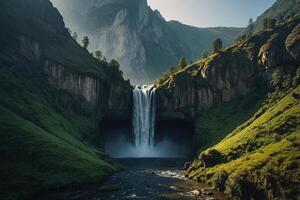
[250,0,300,32]
[0,0,132,119]
[156,16,300,120]
[43,60,132,117]
[0,0,132,199]
[51,0,242,84]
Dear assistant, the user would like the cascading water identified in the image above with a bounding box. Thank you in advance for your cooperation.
[132,85,156,149]
[104,84,191,158]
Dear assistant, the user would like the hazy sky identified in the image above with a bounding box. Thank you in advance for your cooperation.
[148,0,276,27]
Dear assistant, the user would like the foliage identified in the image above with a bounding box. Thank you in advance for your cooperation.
[82,36,90,49]
[212,38,223,53]
[0,65,118,200]
[194,94,264,149]
[94,50,103,62]
[264,18,277,30]
[72,32,78,41]
[188,83,300,199]
[253,0,300,32]
[177,56,187,69]
[263,17,278,30]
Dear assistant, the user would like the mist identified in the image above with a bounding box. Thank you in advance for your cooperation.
[105,135,191,158]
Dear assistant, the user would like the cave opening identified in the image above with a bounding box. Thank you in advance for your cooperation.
[101,118,194,158]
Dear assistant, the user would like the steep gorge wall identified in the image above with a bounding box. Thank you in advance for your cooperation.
[0,0,133,120]
[52,0,241,84]
[43,60,132,118]
[156,16,300,121]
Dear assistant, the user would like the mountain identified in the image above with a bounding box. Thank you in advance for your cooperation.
[51,0,242,84]
[155,14,300,199]
[0,0,132,199]
[248,0,300,32]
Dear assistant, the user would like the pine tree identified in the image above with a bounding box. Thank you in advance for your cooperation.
[94,50,102,61]
[212,38,223,53]
[82,36,89,49]
[178,57,187,69]
[263,18,270,30]
[66,27,71,35]
[72,32,77,41]
[247,18,254,34]
[269,19,277,29]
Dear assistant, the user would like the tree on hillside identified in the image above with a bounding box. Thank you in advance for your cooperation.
[108,59,123,79]
[248,18,254,24]
[263,18,270,30]
[109,59,120,69]
[82,36,89,49]
[94,50,102,61]
[178,57,187,69]
[247,18,254,34]
[263,18,277,30]
[212,38,223,53]
[103,56,107,63]
[66,27,71,35]
[269,18,277,29]
[72,32,78,41]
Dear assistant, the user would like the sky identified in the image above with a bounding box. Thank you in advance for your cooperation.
[147,0,276,27]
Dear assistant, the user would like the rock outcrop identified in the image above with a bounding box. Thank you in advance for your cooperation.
[0,0,132,119]
[156,15,300,121]
[43,60,132,117]
[51,0,242,83]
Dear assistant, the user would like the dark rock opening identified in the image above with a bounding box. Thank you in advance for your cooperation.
[155,119,195,158]
[100,117,194,158]
[100,118,132,156]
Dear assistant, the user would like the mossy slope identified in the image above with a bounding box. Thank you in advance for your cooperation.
[0,63,118,200]
[0,0,123,199]
[187,84,300,199]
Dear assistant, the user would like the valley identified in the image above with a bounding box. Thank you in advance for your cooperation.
[0,0,299,200]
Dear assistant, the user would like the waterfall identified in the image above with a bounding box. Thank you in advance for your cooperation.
[132,85,156,149]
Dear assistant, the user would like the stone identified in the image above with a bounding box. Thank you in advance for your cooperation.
[188,189,201,196]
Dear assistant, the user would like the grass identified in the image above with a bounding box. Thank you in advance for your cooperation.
[0,64,118,200]
[187,85,300,199]
[0,1,130,199]
[194,94,265,150]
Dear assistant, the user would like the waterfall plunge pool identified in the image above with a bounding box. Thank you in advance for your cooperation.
[102,85,194,158]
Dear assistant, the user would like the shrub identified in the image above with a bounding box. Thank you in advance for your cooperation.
[211,170,228,191]
[225,174,264,200]
[199,149,225,168]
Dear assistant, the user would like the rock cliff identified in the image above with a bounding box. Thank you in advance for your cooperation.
[52,0,242,84]
[156,15,300,121]
[0,0,132,119]
[0,0,132,199]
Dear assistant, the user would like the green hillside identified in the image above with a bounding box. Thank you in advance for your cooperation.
[0,65,118,200]
[0,0,126,199]
[188,81,300,199]
[248,0,300,32]
[155,12,300,199]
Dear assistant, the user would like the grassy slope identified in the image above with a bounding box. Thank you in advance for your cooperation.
[0,1,122,199]
[194,94,265,150]
[153,13,300,199]
[253,0,300,32]
[188,84,300,199]
[0,64,118,200]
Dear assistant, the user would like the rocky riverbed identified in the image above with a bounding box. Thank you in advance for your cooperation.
[38,158,225,200]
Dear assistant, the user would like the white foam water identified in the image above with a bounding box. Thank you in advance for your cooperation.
[132,85,156,149]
